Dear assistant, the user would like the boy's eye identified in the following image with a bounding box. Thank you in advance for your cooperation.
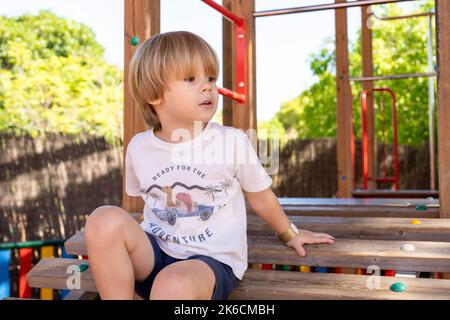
[185,76,195,82]
[208,77,217,82]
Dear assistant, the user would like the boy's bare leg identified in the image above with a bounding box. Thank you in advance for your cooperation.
[150,259,216,300]
[85,205,154,300]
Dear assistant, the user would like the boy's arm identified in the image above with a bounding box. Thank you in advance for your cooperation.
[245,188,291,235]
[245,188,335,256]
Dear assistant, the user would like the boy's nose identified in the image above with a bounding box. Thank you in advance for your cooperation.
[201,82,212,92]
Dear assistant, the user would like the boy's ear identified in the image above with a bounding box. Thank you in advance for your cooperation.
[148,97,162,106]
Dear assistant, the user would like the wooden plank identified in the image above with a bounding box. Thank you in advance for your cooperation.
[18,248,32,298]
[229,269,450,300]
[63,291,99,300]
[40,246,54,300]
[222,0,233,126]
[65,215,446,256]
[248,237,450,273]
[27,259,96,292]
[360,1,376,189]
[353,189,439,198]
[26,259,450,300]
[249,206,439,218]
[0,250,10,299]
[335,0,354,197]
[64,231,86,256]
[247,216,450,242]
[230,0,256,132]
[436,0,450,218]
[63,232,450,272]
[123,0,160,213]
[275,197,439,207]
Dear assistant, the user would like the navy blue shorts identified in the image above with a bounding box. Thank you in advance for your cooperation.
[135,232,239,300]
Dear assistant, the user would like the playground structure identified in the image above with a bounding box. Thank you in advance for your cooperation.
[2,0,450,300]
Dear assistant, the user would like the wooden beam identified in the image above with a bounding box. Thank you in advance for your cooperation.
[123,0,160,213]
[230,269,450,300]
[222,0,233,126]
[353,189,439,198]
[361,2,376,189]
[230,0,256,132]
[436,0,450,218]
[335,0,354,197]
[247,215,450,241]
[25,258,450,300]
[24,258,450,300]
[248,237,450,272]
[65,213,445,256]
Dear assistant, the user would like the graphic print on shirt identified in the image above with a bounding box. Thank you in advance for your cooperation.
[139,165,237,226]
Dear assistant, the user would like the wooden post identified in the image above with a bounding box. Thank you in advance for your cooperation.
[123,0,160,213]
[230,0,256,132]
[361,2,376,189]
[436,0,450,219]
[335,0,353,197]
[222,0,233,126]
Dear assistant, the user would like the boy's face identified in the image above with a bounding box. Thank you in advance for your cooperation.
[152,64,219,129]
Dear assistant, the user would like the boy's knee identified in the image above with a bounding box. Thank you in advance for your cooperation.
[150,271,197,300]
[85,205,126,241]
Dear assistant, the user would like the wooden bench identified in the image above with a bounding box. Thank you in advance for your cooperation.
[26,256,450,300]
[24,212,450,300]
[352,189,439,199]
[248,197,440,218]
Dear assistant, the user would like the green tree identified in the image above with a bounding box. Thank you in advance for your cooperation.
[272,1,435,146]
[0,11,123,145]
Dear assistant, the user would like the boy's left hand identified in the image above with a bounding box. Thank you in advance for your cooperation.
[286,229,335,257]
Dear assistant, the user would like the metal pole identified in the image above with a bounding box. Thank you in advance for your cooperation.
[253,0,414,18]
[201,0,244,26]
[350,72,435,82]
[428,14,436,190]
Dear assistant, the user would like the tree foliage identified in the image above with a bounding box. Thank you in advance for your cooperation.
[269,1,435,146]
[0,11,123,145]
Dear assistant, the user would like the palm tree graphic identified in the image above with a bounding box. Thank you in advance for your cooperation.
[204,184,221,201]
[148,192,160,206]
[218,178,234,196]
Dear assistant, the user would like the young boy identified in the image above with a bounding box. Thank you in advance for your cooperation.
[84,31,335,300]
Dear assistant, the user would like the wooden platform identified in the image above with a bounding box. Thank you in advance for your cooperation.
[247,197,440,218]
[21,198,450,300]
[353,189,439,199]
[65,216,450,258]
[277,197,439,207]
[23,258,450,300]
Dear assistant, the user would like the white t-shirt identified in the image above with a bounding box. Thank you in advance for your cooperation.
[125,121,273,279]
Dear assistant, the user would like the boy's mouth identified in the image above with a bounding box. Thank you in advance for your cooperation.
[199,100,213,106]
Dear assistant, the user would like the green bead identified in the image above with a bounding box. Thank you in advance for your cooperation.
[130,36,139,46]
[78,263,89,272]
[390,282,406,292]
[281,265,289,271]
[415,205,428,211]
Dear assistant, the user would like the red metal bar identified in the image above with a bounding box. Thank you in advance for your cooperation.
[361,91,369,190]
[202,0,247,104]
[361,88,399,190]
[218,87,245,104]
[201,0,244,26]
[235,20,247,102]
[374,88,399,190]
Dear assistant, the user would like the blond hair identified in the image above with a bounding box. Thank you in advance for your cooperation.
[128,31,219,130]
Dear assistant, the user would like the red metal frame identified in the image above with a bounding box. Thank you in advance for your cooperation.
[201,0,246,104]
[361,88,399,190]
